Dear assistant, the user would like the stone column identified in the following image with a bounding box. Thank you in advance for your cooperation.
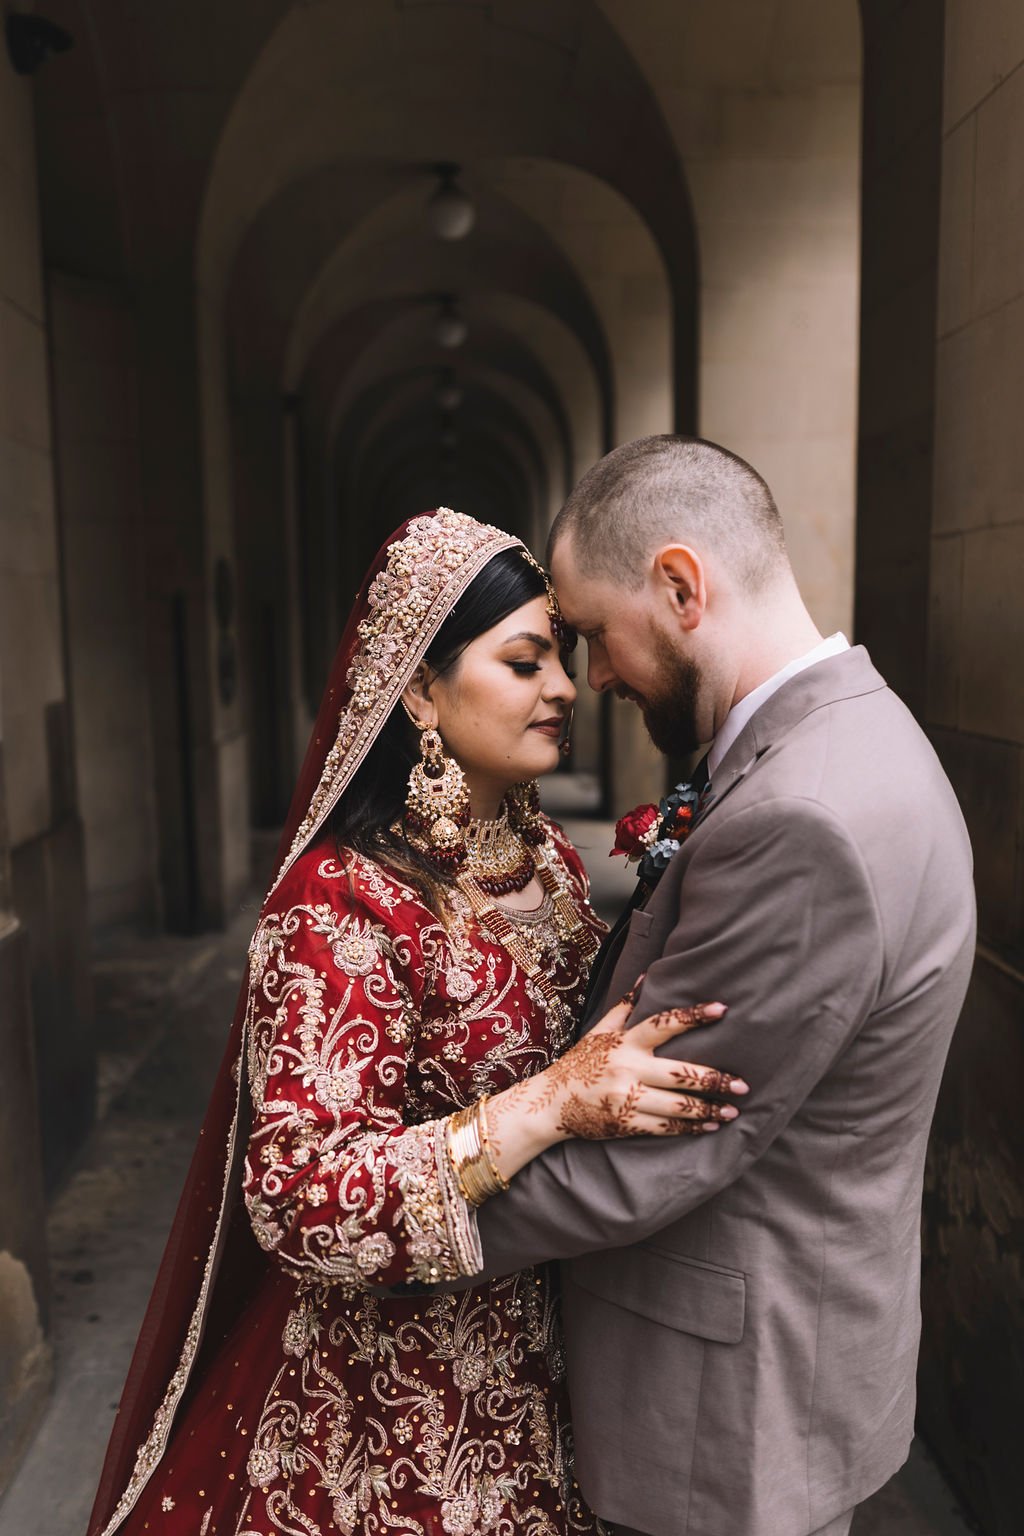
[916,5,1024,1531]
[48,273,162,931]
[0,36,94,1187]
[0,46,86,1492]
[141,281,250,929]
[0,677,52,1492]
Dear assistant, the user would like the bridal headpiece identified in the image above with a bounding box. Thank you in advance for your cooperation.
[271,509,522,894]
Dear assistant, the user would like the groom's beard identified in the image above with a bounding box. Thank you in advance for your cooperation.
[636,632,703,758]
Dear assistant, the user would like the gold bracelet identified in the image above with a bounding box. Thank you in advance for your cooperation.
[446,1104,479,1202]
[477,1094,510,1193]
[446,1099,504,1206]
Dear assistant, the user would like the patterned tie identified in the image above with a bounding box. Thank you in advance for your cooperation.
[690,750,711,795]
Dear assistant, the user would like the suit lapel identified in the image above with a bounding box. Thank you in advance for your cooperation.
[692,645,887,836]
[583,752,709,1021]
[581,648,888,1027]
[689,746,761,833]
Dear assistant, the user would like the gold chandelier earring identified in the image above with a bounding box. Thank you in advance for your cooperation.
[404,722,470,873]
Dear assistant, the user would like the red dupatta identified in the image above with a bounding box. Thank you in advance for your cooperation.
[88,510,522,1536]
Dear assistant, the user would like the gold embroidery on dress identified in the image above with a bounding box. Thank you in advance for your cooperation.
[101,836,604,1536]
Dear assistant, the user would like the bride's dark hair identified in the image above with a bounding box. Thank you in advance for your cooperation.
[328,546,548,905]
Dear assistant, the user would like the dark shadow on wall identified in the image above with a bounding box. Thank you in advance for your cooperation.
[859,4,1024,1533]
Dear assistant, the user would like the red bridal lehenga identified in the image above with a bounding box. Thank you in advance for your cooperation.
[88,511,607,1536]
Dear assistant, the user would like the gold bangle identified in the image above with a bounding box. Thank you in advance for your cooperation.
[447,1104,481,1202]
[446,1099,504,1206]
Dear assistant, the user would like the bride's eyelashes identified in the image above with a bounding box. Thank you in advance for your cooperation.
[508,661,542,675]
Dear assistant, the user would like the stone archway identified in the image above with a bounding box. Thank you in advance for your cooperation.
[201,3,696,818]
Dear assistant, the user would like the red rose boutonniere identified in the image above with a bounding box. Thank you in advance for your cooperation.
[611,803,660,863]
[611,782,707,886]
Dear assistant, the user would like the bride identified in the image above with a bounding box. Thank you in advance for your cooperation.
[87,509,743,1536]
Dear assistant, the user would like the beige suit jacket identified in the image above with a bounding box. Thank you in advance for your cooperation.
[474,646,976,1536]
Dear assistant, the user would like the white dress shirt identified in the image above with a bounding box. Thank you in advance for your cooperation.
[706,633,850,782]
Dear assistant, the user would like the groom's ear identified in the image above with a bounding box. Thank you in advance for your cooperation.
[653,545,706,632]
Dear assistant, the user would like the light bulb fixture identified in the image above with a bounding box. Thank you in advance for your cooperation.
[434,295,467,350]
[435,368,463,412]
[439,421,459,452]
[428,162,476,241]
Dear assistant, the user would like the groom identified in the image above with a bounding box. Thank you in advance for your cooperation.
[472,437,976,1536]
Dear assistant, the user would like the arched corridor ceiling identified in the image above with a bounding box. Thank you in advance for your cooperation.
[198,0,696,302]
[30,0,862,738]
[21,0,866,940]
[192,0,698,554]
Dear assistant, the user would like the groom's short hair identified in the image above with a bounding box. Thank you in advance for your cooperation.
[549,435,790,592]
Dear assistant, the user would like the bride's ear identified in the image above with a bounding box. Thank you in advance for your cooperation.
[401,664,438,729]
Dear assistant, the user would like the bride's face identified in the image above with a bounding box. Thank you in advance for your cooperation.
[408,595,576,811]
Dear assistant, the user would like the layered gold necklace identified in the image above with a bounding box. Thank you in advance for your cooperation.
[463,810,535,896]
[457,838,602,1045]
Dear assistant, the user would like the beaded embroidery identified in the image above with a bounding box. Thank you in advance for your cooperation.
[271,511,520,896]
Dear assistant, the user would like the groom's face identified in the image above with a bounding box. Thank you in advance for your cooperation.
[550,542,705,757]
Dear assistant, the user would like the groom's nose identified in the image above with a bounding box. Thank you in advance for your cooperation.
[586,645,617,693]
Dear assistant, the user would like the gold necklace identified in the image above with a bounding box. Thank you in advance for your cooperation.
[457,842,602,1040]
[463,811,535,896]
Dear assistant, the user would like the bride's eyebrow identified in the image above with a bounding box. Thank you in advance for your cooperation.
[502,631,552,650]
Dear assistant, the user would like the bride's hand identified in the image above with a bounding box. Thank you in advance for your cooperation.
[534,984,746,1141]
[480,983,748,1187]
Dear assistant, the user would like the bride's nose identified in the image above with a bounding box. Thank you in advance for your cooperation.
[545,664,577,707]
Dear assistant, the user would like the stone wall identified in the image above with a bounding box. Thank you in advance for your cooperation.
[49,275,162,932]
[856,0,945,717]
[0,52,81,1491]
[0,46,94,1186]
[917,4,1024,1530]
[599,0,863,642]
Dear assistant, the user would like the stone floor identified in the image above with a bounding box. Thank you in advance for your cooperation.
[0,811,978,1536]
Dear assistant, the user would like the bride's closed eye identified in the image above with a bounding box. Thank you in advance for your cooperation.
[508,661,542,675]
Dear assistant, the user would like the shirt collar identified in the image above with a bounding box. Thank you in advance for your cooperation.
[707,633,850,781]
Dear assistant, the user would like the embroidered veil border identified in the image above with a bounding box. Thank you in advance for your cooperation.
[88,509,527,1535]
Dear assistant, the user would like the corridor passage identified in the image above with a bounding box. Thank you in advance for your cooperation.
[2,3,1022,1528]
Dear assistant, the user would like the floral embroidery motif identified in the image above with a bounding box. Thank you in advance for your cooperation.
[445,965,477,1002]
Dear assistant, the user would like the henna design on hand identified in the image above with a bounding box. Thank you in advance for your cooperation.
[558,1083,642,1140]
[618,971,648,1010]
[533,1004,735,1143]
[481,1079,526,1162]
[669,1095,737,1121]
[531,1029,625,1114]
[670,1065,739,1095]
[644,1003,713,1033]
